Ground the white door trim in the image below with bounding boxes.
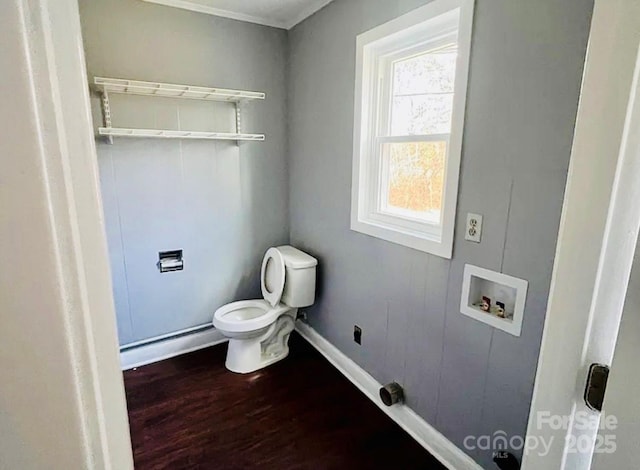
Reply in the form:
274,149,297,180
523,0,640,468
4,0,134,467
574,43,640,468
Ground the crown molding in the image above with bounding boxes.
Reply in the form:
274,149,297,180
142,0,288,29
141,0,335,30
282,0,334,29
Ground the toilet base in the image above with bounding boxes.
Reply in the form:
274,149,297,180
224,313,296,374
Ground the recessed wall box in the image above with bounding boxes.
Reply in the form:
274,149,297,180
460,264,528,336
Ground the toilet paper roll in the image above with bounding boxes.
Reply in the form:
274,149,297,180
158,258,183,272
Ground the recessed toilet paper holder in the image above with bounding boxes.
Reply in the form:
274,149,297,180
158,250,183,273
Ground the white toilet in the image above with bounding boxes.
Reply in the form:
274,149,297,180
213,245,318,373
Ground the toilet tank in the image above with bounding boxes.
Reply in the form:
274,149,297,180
277,245,317,308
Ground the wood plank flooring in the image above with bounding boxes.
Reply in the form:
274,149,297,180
124,332,445,469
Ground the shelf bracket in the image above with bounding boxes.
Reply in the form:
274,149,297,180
100,90,114,144
235,102,242,147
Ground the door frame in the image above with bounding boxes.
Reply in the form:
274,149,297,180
4,0,134,467
522,0,640,468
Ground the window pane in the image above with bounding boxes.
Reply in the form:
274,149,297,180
382,141,446,222
390,46,457,135
391,94,454,135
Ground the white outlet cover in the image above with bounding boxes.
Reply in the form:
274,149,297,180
465,213,483,243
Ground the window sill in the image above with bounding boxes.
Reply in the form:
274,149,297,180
350,217,453,258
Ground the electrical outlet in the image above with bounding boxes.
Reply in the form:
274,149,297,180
465,213,483,243
354,325,362,345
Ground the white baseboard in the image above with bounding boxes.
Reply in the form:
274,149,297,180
295,322,482,470
120,327,227,370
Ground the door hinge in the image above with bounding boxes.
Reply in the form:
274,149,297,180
584,363,610,412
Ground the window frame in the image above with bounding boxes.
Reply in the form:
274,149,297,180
351,0,475,258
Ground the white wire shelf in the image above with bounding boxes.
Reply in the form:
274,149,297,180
94,77,266,102
98,127,265,142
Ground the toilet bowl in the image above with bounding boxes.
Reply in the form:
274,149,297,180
213,245,317,373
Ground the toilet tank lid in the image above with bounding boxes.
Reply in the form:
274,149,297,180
276,245,318,269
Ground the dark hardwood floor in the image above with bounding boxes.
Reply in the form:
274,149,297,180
124,332,445,470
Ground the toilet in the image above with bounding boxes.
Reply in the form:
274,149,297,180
213,245,318,373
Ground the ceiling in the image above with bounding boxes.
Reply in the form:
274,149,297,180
141,0,335,29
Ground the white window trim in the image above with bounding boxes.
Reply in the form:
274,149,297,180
351,0,475,258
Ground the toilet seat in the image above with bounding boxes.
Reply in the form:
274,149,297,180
214,248,289,334
261,247,285,307
213,299,291,333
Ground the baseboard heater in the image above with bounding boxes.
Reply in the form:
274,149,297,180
120,323,214,351
120,323,227,371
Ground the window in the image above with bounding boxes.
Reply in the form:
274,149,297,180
351,0,474,258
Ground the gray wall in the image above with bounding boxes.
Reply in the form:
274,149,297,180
287,0,593,467
79,0,288,345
